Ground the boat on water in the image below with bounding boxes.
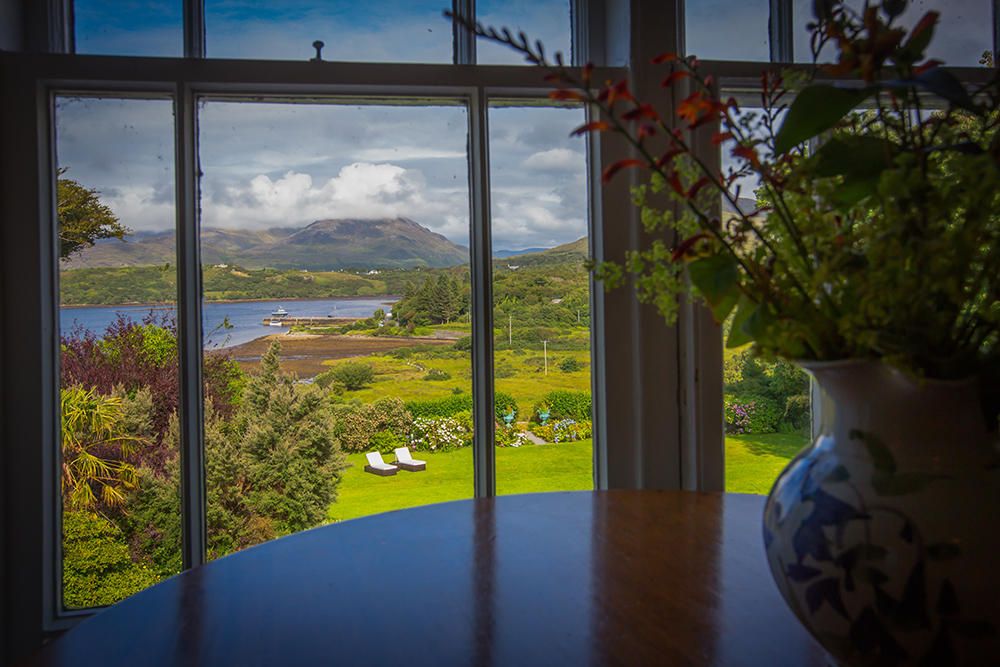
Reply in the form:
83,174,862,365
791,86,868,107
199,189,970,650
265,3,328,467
271,306,290,318
268,318,285,327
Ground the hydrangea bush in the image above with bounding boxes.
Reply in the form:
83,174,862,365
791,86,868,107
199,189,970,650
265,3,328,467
532,419,592,443
724,397,781,434
409,416,472,452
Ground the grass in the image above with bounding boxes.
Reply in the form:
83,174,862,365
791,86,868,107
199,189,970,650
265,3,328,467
724,432,810,495
328,432,813,523
324,348,592,408
327,439,594,522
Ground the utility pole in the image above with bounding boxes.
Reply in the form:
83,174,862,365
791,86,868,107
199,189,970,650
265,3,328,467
509,315,512,347
543,340,549,375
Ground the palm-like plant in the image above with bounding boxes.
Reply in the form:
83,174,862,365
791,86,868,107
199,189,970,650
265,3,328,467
61,386,141,509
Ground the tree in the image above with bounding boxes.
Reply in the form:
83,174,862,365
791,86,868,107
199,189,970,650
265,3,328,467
60,386,141,510
328,361,375,391
57,168,131,260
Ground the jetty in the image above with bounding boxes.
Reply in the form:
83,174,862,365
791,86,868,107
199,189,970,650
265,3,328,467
261,317,359,326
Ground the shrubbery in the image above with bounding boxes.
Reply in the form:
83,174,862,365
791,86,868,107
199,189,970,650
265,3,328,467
495,425,530,447
332,397,412,453
724,349,809,434
410,416,472,452
724,397,782,435
532,419,592,443
326,361,375,390
405,391,519,423
62,511,162,608
531,390,591,423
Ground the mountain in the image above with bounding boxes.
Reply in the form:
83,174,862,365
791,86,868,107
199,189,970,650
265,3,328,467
493,237,589,270
492,247,548,258
239,217,468,270
61,218,468,271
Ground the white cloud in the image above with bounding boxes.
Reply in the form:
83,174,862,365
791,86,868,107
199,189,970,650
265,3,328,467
201,163,463,232
520,148,584,172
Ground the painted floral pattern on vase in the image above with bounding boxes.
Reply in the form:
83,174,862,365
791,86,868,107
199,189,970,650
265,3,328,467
763,361,1000,666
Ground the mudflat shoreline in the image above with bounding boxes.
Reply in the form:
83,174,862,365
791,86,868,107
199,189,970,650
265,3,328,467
215,330,462,379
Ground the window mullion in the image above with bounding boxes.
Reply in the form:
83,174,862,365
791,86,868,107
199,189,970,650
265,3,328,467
184,0,206,58
468,86,495,498
769,0,793,63
175,83,207,569
453,0,476,65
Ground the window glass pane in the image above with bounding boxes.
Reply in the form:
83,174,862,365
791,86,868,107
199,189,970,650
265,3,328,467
488,104,593,493
717,106,811,493
56,96,180,608
197,100,472,549
74,0,183,57
476,0,572,65
205,0,452,62
686,0,770,62
794,0,992,66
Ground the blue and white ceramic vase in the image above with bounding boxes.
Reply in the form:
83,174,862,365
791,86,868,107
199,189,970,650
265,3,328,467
763,360,1000,666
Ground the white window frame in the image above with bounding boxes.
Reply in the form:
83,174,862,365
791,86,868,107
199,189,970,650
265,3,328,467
0,0,869,660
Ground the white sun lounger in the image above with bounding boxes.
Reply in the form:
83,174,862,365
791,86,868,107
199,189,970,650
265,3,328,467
393,447,426,472
364,451,398,476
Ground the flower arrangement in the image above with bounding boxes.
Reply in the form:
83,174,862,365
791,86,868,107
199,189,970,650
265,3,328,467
452,1,1000,426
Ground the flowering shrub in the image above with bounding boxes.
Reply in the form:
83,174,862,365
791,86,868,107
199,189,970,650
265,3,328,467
724,397,781,435
495,425,530,447
332,397,412,453
532,419,591,443
409,416,472,452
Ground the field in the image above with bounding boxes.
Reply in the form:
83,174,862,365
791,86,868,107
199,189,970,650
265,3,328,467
231,325,810,522
329,440,594,521
328,432,811,523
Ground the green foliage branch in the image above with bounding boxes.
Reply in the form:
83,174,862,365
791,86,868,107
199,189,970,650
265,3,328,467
454,2,1000,427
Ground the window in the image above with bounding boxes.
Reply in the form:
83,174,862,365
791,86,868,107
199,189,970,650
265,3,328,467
2,0,730,660
689,1,997,494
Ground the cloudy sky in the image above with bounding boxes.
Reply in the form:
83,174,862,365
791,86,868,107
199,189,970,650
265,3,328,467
687,0,991,66
55,95,588,252
58,1,993,253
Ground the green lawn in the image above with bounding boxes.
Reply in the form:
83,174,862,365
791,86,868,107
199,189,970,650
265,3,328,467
325,348,593,408
724,432,810,495
328,439,594,522
327,432,812,522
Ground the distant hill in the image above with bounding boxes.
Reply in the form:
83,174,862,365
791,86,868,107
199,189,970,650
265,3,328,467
62,217,468,271
493,247,548,258
493,237,589,270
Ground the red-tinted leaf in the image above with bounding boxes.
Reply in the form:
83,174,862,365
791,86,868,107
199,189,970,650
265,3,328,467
651,52,679,64
601,158,646,183
732,145,760,167
711,132,734,146
607,79,634,105
550,89,584,101
688,113,718,131
582,63,594,86
637,123,657,139
686,176,712,198
660,71,692,88
670,232,711,262
665,172,685,195
622,103,661,122
571,121,610,136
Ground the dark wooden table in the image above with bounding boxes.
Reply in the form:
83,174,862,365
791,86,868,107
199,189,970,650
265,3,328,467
24,491,831,666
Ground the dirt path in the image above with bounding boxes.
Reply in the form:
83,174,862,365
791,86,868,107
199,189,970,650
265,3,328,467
214,333,457,378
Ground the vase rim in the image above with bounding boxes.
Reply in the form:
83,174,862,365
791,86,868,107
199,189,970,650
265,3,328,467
794,358,978,387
